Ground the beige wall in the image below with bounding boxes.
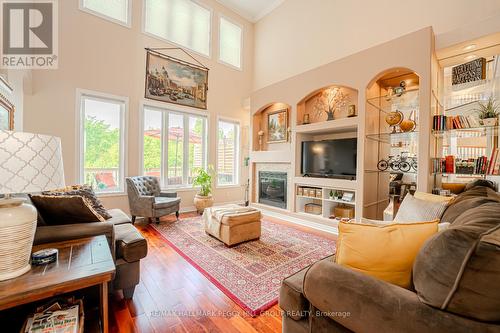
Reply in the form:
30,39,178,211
23,0,254,213
253,0,500,90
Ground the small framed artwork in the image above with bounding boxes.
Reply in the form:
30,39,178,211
0,95,14,131
267,109,288,143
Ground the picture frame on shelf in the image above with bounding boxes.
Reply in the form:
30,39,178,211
267,108,288,143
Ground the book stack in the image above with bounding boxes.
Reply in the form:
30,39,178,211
431,155,499,175
432,115,480,131
487,148,500,175
23,297,83,333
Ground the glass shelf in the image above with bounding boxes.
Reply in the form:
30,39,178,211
365,169,417,174
366,89,419,114
366,131,418,144
432,125,499,137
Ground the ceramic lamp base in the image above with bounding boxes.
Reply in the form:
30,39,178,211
0,198,37,281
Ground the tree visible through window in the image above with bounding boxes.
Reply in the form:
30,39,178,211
143,107,207,187
217,120,239,186
80,94,126,193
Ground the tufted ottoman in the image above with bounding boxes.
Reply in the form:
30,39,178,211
203,204,262,246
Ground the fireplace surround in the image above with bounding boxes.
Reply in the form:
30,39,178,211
259,171,287,209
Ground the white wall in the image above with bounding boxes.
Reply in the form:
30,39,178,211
253,0,500,90
23,0,254,213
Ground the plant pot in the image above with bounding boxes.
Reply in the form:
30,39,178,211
194,194,213,214
481,118,498,126
266,185,281,198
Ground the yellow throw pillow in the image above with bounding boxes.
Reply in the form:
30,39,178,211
335,220,439,288
414,191,454,205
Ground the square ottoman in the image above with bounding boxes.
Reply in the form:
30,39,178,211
204,204,262,246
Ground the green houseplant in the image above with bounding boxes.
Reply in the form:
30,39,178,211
476,96,500,126
193,165,214,214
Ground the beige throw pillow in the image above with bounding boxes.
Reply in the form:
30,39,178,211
394,194,448,222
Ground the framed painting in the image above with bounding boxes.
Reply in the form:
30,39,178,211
145,50,209,110
267,109,288,143
0,95,14,131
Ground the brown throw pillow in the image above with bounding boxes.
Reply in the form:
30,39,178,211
43,185,112,220
413,202,500,322
30,195,105,225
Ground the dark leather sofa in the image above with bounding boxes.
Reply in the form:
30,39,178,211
279,184,500,333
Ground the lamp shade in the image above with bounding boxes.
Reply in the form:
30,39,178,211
0,131,65,194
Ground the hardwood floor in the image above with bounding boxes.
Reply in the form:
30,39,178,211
109,212,289,333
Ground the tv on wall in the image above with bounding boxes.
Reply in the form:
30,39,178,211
301,138,357,179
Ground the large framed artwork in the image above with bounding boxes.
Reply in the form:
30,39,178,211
0,95,14,130
145,50,209,109
267,109,288,143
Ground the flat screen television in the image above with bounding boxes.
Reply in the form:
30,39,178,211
301,138,357,179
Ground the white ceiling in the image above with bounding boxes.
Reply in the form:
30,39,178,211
216,0,285,22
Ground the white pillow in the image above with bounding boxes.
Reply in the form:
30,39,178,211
394,194,448,222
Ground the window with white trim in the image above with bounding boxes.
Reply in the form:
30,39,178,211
144,0,211,57
219,17,242,69
142,106,208,188
217,119,239,186
78,91,127,194
80,0,131,26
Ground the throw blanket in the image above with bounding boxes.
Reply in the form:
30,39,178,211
205,205,256,236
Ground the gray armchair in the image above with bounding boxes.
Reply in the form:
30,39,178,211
126,176,181,224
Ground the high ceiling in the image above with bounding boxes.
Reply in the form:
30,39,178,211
216,0,284,22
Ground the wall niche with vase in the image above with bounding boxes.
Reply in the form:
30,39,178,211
296,85,358,126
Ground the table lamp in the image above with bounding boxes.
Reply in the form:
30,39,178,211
0,131,65,280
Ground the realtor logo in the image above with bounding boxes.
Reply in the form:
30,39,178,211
1,0,58,69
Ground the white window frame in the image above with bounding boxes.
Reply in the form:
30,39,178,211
141,0,213,59
76,89,128,196
139,101,209,190
216,116,240,187
217,14,243,71
79,0,132,28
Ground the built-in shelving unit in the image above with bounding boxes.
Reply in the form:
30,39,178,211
295,185,356,222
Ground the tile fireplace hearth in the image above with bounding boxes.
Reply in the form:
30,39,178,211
259,171,287,209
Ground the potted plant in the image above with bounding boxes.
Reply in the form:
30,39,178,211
193,165,214,214
329,189,334,200
476,96,500,126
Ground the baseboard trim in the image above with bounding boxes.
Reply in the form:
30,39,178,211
251,204,339,236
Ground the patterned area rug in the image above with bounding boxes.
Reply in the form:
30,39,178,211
150,215,336,316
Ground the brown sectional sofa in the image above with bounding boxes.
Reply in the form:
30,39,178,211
33,207,148,299
279,184,500,333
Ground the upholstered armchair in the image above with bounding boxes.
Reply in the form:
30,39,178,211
126,176,181,224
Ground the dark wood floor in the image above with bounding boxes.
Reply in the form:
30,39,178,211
109,212,286,333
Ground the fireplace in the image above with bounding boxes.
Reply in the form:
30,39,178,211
259,171,287,209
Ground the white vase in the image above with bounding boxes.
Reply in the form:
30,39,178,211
482,118,498,126
0,198,37,281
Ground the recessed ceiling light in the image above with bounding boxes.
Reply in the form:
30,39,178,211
463,44,476,51
464,54,477,61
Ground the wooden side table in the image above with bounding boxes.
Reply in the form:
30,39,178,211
0,235,115,333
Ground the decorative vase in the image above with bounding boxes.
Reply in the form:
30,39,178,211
482,118,498,126
194,194,213,214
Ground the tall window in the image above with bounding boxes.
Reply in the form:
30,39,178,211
78,90,127,194
219,17,242,69
217,119,239,186
144,0,211,56
80,0,131,26
142,106,207,188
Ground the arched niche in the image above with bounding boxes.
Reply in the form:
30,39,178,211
363,67,420,220
252,102,291,151
296,84,358,126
